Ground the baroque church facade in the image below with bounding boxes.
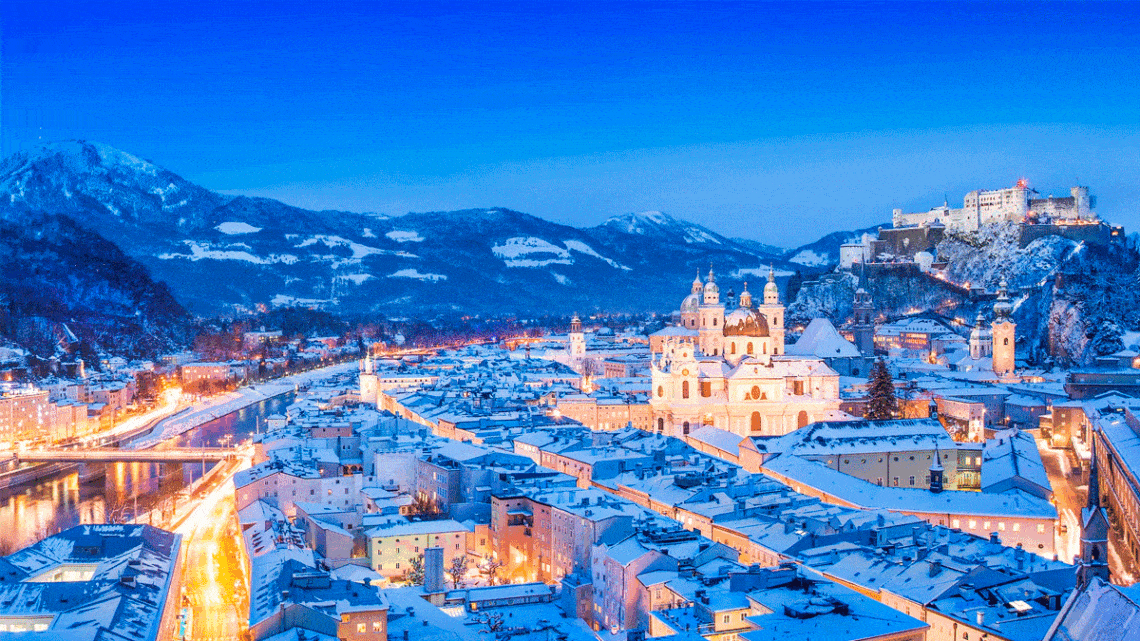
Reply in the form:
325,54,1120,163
650,268,841,439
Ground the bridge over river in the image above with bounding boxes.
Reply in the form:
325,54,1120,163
13,447,239,463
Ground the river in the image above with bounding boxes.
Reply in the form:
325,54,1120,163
0,391,294,552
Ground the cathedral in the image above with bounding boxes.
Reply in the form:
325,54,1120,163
650,268,841,439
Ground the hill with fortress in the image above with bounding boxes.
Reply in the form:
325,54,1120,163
788,181,1139,368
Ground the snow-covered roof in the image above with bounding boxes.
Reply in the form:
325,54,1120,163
786,318,862,359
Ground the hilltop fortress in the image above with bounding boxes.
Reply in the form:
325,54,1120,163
891,179,1096,232
839,180,1121,270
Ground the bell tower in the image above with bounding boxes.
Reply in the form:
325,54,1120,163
1078,439,1111,587
992,279,1016,376
698,267,725,357
756,267,785,354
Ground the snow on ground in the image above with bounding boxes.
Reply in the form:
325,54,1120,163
682,227,722,245
296,235,392,259
92,142,159,176
789,249,830,266
216,222,262,235
492,237,574,268
562,240,631,270
271,294,332,308
388,268,446,282
158,241,298,265
732,267,795,280
385,230,424,243
132,362,358,447
342,273,373,285
552,272,571,285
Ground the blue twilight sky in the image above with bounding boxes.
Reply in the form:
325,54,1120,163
3,1,1139,245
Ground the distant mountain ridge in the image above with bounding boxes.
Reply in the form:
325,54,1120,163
0,141,839,317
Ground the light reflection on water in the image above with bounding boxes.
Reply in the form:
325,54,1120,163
0,392,293,551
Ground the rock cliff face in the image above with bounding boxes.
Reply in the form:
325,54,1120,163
789,222,1140,366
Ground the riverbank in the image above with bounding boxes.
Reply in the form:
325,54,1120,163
130,361,358,448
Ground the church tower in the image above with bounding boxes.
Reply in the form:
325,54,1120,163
852,286,875,357
1078,439,1111,587
569,313,586,368
992,279,1016,376
698,267,725,357
969,312,993,360
756,267,785,354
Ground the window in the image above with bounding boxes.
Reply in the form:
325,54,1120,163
952,519,960,528
998,522,1006,531
909,476,915,486
969,520,977,529
657,385,664,397
723,614,731,624
373,622,383,633
357,623,367,634
1013,523,1021,532
893,477,899,486
1037,523,1045,533
682,381,690,399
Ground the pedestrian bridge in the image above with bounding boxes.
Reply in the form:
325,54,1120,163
15,447,238,463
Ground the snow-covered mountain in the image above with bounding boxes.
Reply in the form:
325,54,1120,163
0,142,816,316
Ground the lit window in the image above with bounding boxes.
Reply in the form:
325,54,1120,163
357,623,366,634
1037,524,1045,534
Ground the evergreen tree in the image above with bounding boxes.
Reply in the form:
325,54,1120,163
402,553,425,585
866,358,897,420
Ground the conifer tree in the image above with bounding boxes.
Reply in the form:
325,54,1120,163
866,358,897,420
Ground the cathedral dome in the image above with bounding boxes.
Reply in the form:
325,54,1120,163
724,308,770,337
681,293,701,313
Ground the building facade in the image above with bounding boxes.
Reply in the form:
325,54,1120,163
650,269,841,438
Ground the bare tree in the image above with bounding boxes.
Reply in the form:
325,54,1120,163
447,555,469,589
478,555,505,586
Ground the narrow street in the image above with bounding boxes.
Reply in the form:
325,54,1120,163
174,458,250,641
1036,440,1082,564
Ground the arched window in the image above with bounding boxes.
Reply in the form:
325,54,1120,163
682,421,690,435
750,412,762,433
763,343,768,354
657,418,665,432
797,411,809,428
713,348,718,355
1004,338,1009,346
775,316,780,327
751,385,761,399
731,343,736,354
713,317,718,327
657,385,664,398
682,381,690,399
747,342,754,354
